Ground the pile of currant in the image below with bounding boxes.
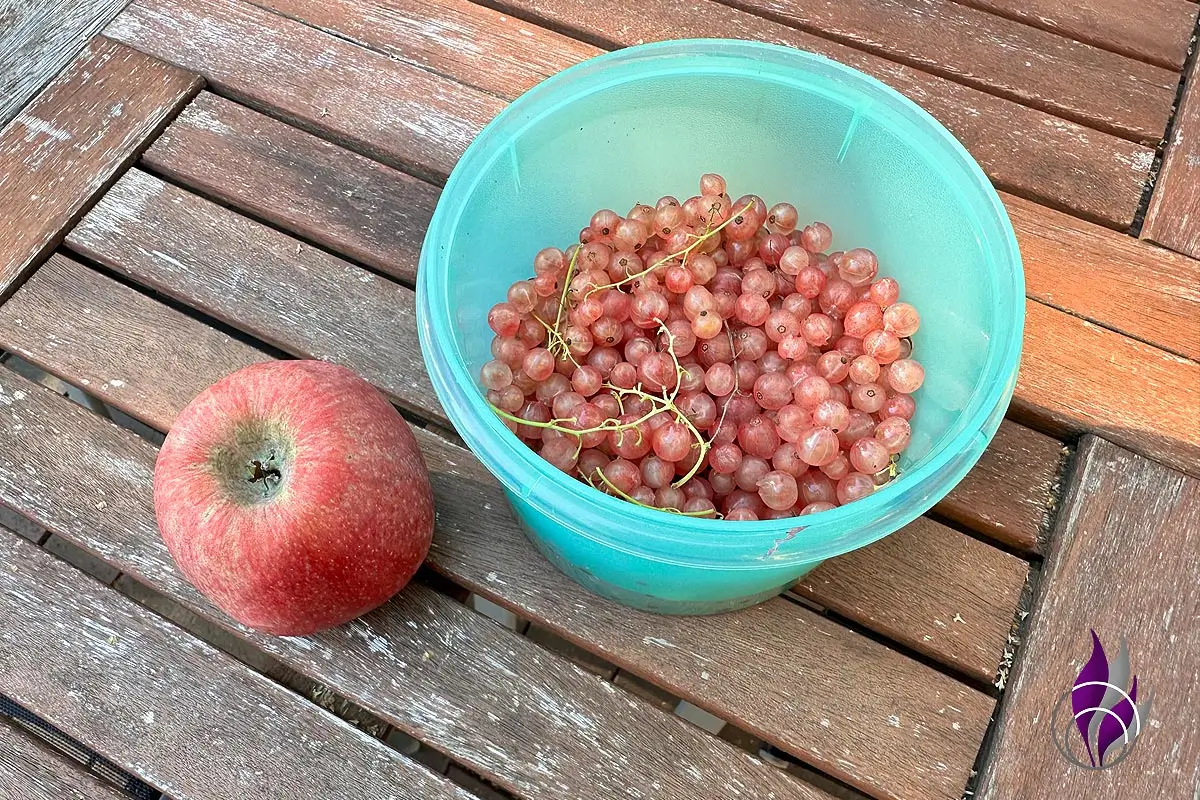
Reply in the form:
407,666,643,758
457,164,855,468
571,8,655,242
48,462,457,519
480,173,923,521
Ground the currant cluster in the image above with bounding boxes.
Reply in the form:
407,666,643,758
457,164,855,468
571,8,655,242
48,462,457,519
480,173,923,521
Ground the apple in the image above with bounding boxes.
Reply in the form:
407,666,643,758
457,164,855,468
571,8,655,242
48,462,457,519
154,360,434,636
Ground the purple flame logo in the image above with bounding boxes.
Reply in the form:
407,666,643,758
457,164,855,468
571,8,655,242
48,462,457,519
1050,631,1153,770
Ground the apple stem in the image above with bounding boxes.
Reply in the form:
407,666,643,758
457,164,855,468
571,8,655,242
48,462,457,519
247,456,282,497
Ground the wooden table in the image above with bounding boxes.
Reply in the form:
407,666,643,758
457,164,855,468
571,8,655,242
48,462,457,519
0,2,1197,799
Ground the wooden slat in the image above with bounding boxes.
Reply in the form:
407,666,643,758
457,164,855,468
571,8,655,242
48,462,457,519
0,0,130,126
104,0,504,182
797,518,1029,683
105,0,1154,228
449,0,1153,227
0,35,200,300
935,422,1062,555
258,0,601,99
141,92,437,284
0,717,128,800
1006,191,1200,360
978,437,1200,798
1015,300,1200,478
0,530,473,800
725,0,1177,142
953,0,1197,70
65,169,445,425
0,257,994,800
1143,56,1200,259
142,94,1061,555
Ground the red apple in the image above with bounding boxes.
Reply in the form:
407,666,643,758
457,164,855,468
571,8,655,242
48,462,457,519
154,360,434,635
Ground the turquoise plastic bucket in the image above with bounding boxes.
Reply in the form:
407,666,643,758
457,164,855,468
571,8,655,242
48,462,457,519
417,40,1024,614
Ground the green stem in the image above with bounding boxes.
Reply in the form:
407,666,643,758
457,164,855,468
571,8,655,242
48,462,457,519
591,466,719,518
586,201,754,299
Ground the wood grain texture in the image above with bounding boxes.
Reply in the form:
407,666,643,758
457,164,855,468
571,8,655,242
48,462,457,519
977,437,1200,798
0,0,131,126
0,35,200,300
0,530,473,800
104,0,504,182
141,92,437,284
0,259,993,800
0,256,273,427
934,421,1062,554
1005,191,1200,360
257,0,600,99
0,716,128,800
951,0,1198,69
1143,55,1200,259
797,517,1029,683
65,169,445,424
721,0,1177,142
1015,300,1200,478
0,372,828,800
107,0,1154,227
479,0,1154,227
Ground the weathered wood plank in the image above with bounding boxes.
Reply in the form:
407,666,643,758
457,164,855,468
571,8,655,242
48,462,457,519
0,716,128,800
258,0,600,99
725,0,1177,142
65,169,445,425
936,422,1062,555
141,92,437,283
0,35,201,300
0,370,830,800
467,0,1154,227
0,258,994,800
952,0,1197,70
104,0,504,182
0,0,131,126
108,0,1153,227
977,437,1200,798
797,517,1029,683
0,529,473,800
1006,191,1200,360
1015,300,1200,478
0,255,273,427
1143,56,1200,259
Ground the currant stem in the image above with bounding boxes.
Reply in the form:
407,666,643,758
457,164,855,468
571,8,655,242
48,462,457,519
586,201,754,299
588,465,719,518
554,244,583,347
